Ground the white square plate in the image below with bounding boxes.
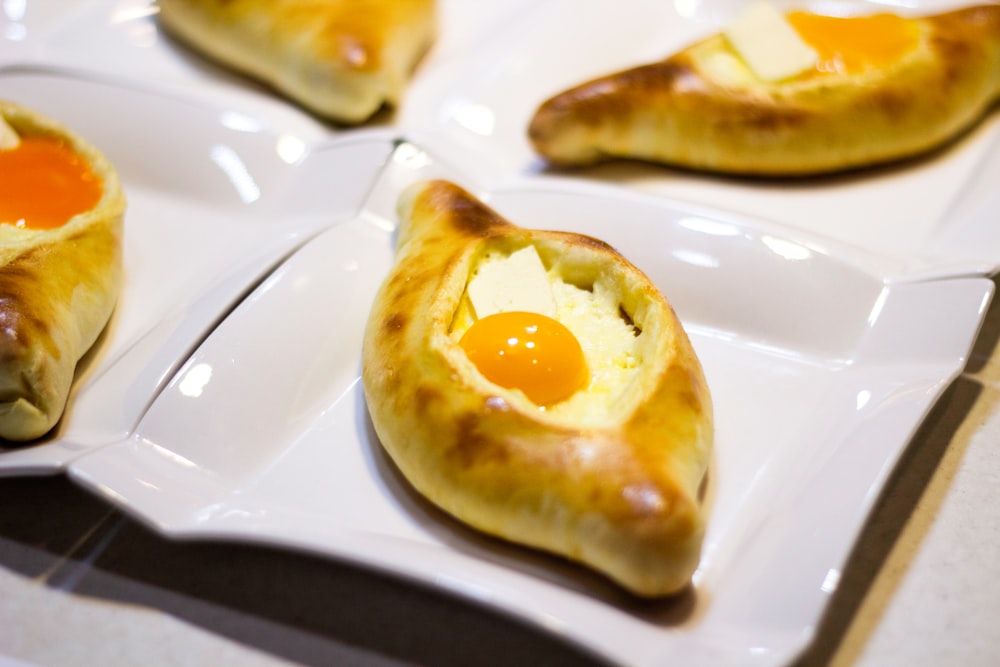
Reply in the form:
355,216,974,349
45,132,998,664
0,68,397,471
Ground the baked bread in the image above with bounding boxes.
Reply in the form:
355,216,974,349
0,101,125,442
528,4,1000,176
362,179,713,596
157,0,436,124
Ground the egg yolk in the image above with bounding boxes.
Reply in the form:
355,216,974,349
459,311,588,406
0,135,102,230
788,12,920,75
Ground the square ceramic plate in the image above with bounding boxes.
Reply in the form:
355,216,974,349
1,2,998,665
23,119,991,665
2,0,540,138
0,67,398,471
400,0,1000,273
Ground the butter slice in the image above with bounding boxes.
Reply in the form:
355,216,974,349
467,245,556,319
0,116,19,150
724,3,817,81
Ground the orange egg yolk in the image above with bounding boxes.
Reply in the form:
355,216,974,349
459,311,589,406
0,135,102,230
788,12,920,75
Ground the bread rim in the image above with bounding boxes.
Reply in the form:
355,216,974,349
362,179,713,597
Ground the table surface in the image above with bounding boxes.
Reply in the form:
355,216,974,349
3,276,999,667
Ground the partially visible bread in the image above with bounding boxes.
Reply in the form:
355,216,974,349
158,0,436,124
362,180,713,596
528,5,1000,176
0,101,125,442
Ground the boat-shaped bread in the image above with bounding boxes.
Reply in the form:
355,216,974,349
362,179,712,596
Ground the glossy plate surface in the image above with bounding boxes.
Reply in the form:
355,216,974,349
0,68,397,471
4,0,539,139
10,0,999,274
63,142,994,666
401,0,1000,274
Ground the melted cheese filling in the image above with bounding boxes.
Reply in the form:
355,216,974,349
452,248,641,421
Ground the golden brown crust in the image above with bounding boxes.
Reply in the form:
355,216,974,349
362,180,712,596
528,5,1000,176
157,0,436,124
0,101,124,442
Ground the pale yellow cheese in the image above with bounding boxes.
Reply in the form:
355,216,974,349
546,278,640,424
467,245,556,318
724,2,817,81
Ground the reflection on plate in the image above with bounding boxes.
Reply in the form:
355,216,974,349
58,140,993,666
0,67,396,471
